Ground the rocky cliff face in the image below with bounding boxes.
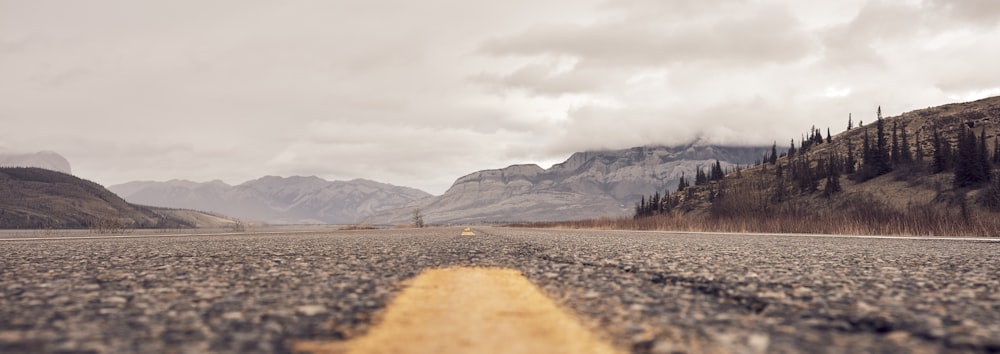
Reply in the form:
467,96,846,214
109,176,432,225
365,144,769,225
0,151,72,174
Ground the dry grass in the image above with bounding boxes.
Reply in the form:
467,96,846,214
339,224,379,231
514,204,1000,237
515,171,1000,237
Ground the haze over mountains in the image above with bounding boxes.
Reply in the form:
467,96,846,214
104,144,767,225
0,151,72,175
109,177,431,225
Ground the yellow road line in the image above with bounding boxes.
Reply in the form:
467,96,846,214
460,227,475,236
294,267,621,354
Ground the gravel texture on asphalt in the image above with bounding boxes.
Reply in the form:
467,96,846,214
1,227,998,353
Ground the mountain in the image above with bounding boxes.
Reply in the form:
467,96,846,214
644,95,1000,235
0,151,72,174
109,176,432,224
364,144,770,225
0,167,227,229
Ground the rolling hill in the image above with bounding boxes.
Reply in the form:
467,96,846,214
630,95,1000,236
0,167,230,229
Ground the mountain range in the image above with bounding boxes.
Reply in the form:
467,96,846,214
109,177,432,225
364,144,769,224
106,144,767,225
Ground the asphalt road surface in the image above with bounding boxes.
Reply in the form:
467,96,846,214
1,227,998,353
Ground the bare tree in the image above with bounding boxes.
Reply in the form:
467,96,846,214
412,209,425,228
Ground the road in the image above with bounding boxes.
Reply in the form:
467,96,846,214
1,227,998,353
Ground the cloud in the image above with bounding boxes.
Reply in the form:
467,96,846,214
2,0,1000,194
471,58,618,97
479,4,814,68
263,120,551,193
927,0,1000,27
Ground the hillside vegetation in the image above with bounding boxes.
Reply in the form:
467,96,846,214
0,167,229,230
533,96,1000,237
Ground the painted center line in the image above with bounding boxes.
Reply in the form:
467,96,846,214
294,267,620,354
461,227,476,236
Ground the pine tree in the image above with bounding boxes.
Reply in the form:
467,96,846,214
711,160,724,181
874,106,891,174
994,136,1000,165
891,121,900,165
772,163,788,203
845,138,857,174
900,125,912,164
979,129,992,182
823,154,842,197
695,167,708,186
788,139,797,159
861,129,872,173
812,127,824,145
826,127,833,143
676,174,688,192
954,125,989,187
769,142,778,164
847,113,853,130
932,128,948,173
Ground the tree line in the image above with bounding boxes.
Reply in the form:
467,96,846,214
635,107,1000,218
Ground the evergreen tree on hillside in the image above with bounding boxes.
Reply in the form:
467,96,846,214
994,136,1000,165
827,128,833,143
769,142,778,165
854,108,893,181
695,167,708,186
862,129,872,172
676,173,689,192
954,125,989,187
823,154,842,197
772,163,788,203
932,128,949,173
711,160,724,181
900,125,913,164
873,106,892,174
788,139,797,159
891,121,900,165
847,113,853,130
846,138,857,174
812,126,824,145
979,129,992,182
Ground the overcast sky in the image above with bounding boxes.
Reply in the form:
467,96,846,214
3,0,999,194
